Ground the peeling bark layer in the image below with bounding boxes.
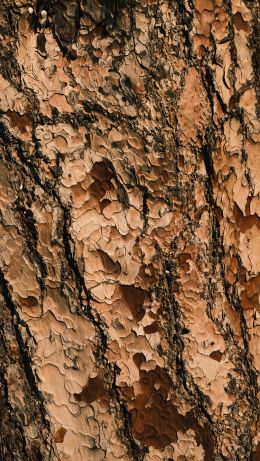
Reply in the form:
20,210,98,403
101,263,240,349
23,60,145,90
0,0,259,460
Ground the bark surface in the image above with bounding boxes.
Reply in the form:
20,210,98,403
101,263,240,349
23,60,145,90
0,0,259,460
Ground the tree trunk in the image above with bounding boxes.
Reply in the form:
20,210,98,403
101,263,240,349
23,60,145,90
0,1,259,460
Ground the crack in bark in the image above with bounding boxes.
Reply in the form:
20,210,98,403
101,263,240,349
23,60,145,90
14,204,48,292
161,256,216,461
58,200,147,459
200,68,259,458
0,270,42,400
0,109,144,461
112,364,148,461
0,269,53,461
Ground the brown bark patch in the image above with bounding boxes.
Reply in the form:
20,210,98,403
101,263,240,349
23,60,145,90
120,285,146,321
233,13,251,33
123,361,214,458
5,110,31,133
97,249,121,275
233,203,260,232
209,350,223,362
22,296,38,307
253,442,260,460
54,427,67,443
240,274,260,311
74,371,108,404
144,321,159,334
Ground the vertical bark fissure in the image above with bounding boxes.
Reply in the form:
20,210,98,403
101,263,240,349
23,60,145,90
57,204,147,460
200,63,259,456
0,366,30,461
112,364,148,461
161,254,216,461
176,0,193,59
248,9,260,117
1,127,145,459
0,270,53,460
1,99,146,461
0,270,43,402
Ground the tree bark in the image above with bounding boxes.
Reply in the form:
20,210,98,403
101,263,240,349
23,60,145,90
0,0,259,460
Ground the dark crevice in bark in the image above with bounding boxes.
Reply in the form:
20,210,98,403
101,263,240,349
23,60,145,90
0,112,142,461
58,201,147,459
249,12,260,117
176,0,193,60
0,343,28,461
102,158,130,209
0,124,48,294
112,364,148,461
83,99,137,122
161,257,216,461
182,14,260,450
196,158,257,457
50,107,95,128
14,204,48,291
0,120,51,193
222,271,259,398
0,270,42,401
200,83,259,458
129,0,136,37
122,163,150,232
0,365,30,461
0,271,52,461
59,204,109,350
0,4,22,91
203,65,228,115
141,186,149,234
226,0,240,91
31,124,50,165
100,0,122,29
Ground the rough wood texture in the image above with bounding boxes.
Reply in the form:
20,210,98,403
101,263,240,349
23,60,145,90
0,0,259,460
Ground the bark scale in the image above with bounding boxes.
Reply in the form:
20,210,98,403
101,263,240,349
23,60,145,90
0,0,259,460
